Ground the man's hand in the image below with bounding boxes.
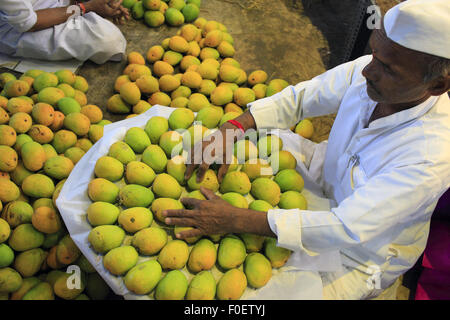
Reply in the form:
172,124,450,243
85,0,130,24
184,110,257,184
162,187,276,240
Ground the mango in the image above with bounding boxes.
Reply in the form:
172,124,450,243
8,223,44,252
168,108,194,130
142,145,168,173
152,173,182,199
171,85,191,100
52,130,77,154
44,156,74,180
244,252,272,288
37,87,65,106
144,10,165,27
166,155,187,185
73,75,88,93
199,47,219,60
242,158,273,181
118,207,153,233
146,45,165,63
278,191,307,210
250,177,281,206
153,60,174,78
180,23,200,41
198,79,216,96
103,245,138,276
187,40,201,56
182,3,199,22
124,260,162,295
75,137,93,152
49,111,65,131
210,86,233,106
85,272,110,300
219,64,240,83
0,218,11,244
63,112,91,136
123,64,152,82
13,248,46,277
216,268,247,300
107,141,136,165
0,179,20,203
187,238,217,273
31,206,62,234
274,169,304,193
217,41,235,58
252,83,267,99
22,174,55,198
248,70,268,86
87,178,119,203
57,97,81,115
125,161,155,187
120,82,141,106
53,272,85,300
86,202,120,227
0,243,14,267
185,270,216,300
159,130,183,157
9,276,40,300
57,83,75,98
220,171,251,195
180,56,201,72
56,235,80,265
149,91,171,106
132,227,167,255
133,100,151,114
151,197,183,223
64,147,85,164
295,118,314,139
265,78,289,97
33,72,58,92
22,281,54,300
257,134,283,158
0,125,17,146
196,107,223,130
13,134,32,154
127,51,145,65
6,97,33,115
164,7,184,27
88,225,125,254
144,116,169,144
182,124,207,150
234,139,258,163
54,70,76,86
0,107,9,125
264,237,291,268
155,269,188,300
217,235,246,270
27,124,54,144
0,145,18,172
106,94,131,114
94,156,124,182
187,92,210,112
158,239,189,270
9,112,32,134
233,87,255,107
2,201,33,228
221,192,248,209
0,267,23,293
0,73,17,87
114,74,131,93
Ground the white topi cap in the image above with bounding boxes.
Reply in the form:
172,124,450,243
383,0,450,59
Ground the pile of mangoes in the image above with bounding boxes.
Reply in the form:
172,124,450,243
85,105,309,299
125,0,201,28
0,70,113,300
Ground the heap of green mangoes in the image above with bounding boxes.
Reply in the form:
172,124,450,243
124,0,201,28
0,70,114,300
86,107,309,299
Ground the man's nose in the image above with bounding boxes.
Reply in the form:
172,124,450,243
362,58,378,82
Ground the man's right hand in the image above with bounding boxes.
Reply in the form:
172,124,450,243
85,0,129,23
184,110,257,184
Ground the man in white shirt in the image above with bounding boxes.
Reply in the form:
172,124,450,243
162,0,450,299
0,0,128,64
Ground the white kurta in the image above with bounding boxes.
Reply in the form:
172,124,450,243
0,0,126,64
249,54,450,298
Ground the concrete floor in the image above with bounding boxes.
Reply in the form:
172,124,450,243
77,0,353,122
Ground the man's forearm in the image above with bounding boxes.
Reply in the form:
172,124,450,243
28,7,73,32
231,207,276,238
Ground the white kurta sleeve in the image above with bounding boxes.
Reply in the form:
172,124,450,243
267,163,444,255
0,0,37,32
248,56,369,130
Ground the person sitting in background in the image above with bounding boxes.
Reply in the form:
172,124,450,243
0,0,129,64
163,0,450,299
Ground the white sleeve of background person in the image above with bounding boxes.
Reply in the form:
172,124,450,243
0,0,37,32
267,162,445,255
248,57,365,130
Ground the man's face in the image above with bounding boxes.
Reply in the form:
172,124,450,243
361,26,432,105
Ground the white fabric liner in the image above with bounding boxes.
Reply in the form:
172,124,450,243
56,105,341,300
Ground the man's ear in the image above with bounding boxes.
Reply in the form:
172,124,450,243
427,76,450,96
